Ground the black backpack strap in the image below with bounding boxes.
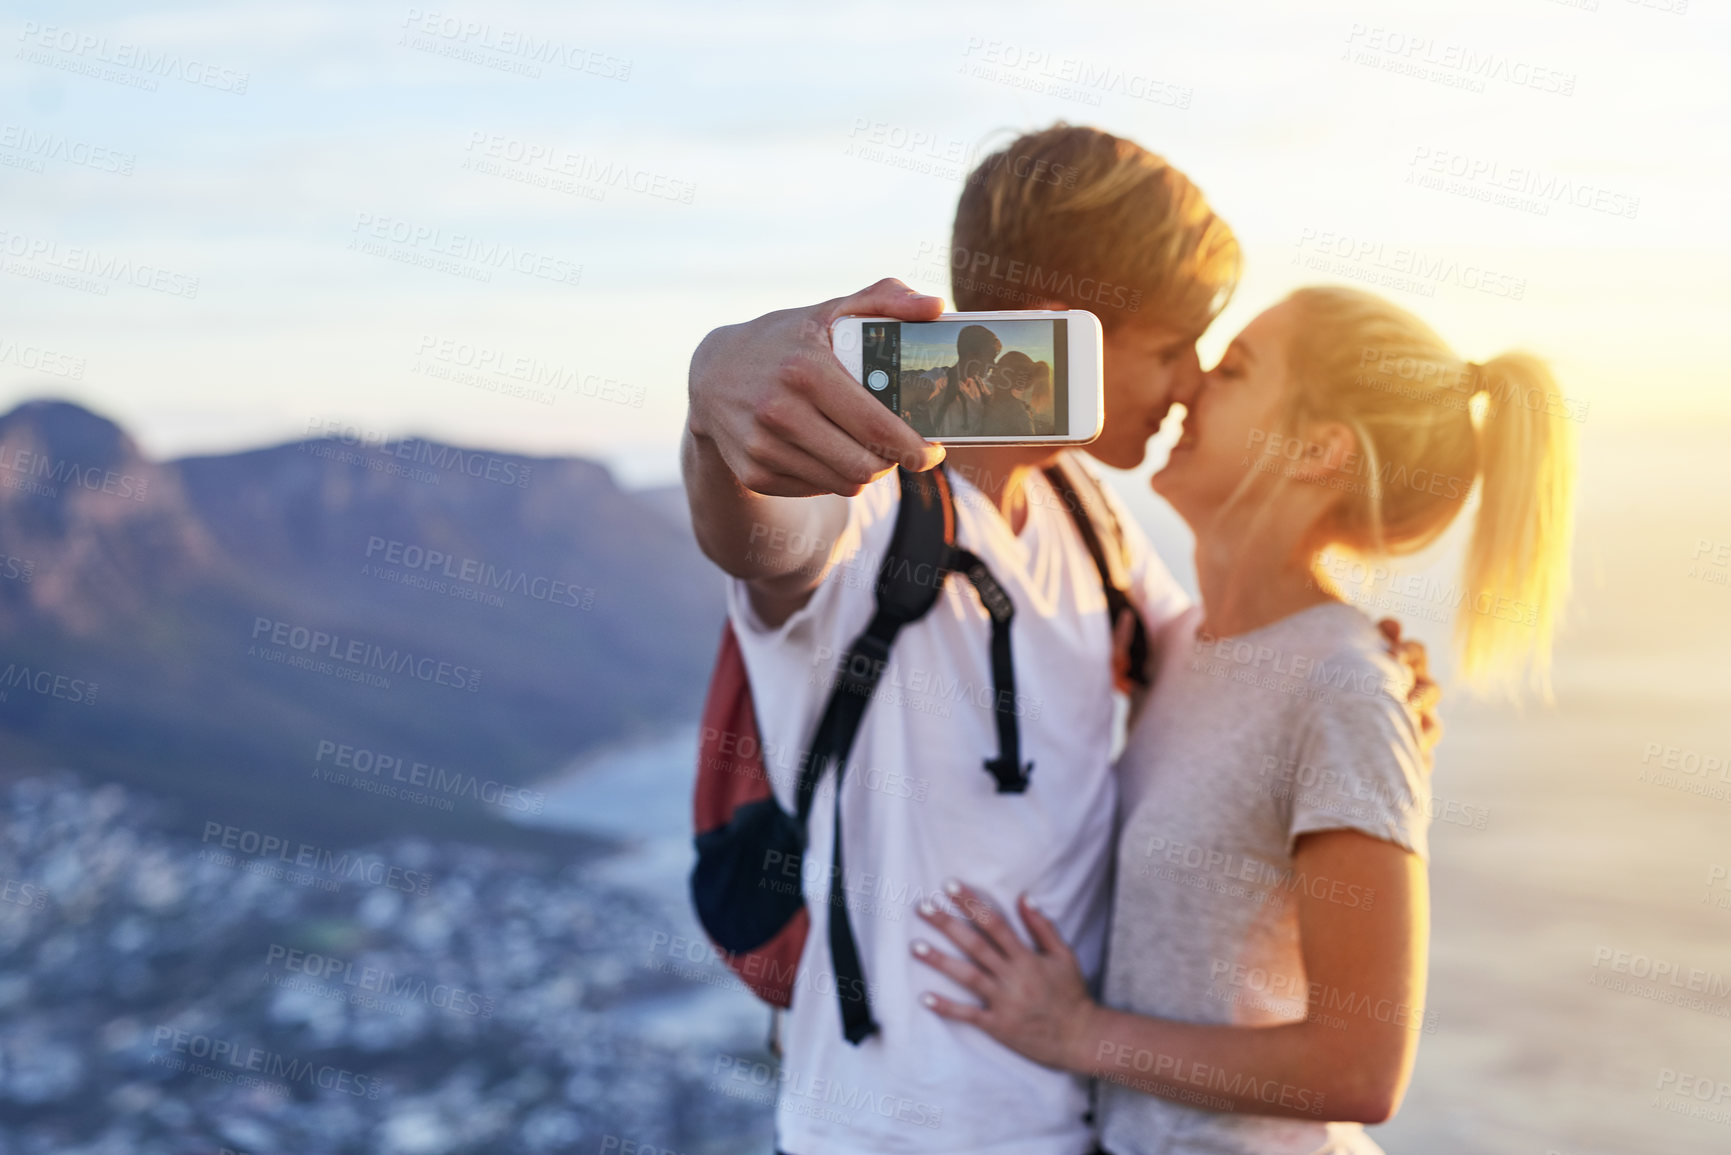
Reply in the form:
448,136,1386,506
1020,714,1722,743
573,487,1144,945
795,466,1031,1045
794,467,954,826
795,466,957,1045
950,547,1031,794
1042,459,1150,689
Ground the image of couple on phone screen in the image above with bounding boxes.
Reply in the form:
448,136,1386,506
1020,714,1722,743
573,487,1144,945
901,321,1057,439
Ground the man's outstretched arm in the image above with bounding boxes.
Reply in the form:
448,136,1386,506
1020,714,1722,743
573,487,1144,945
683,278,947,627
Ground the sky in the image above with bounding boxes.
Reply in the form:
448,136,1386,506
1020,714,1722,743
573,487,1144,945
2,0,1728,486
898,320,1055,373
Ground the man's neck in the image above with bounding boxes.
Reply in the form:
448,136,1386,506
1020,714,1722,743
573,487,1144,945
941,446,1062,536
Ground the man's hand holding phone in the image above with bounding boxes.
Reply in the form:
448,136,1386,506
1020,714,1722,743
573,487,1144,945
687,277,948,498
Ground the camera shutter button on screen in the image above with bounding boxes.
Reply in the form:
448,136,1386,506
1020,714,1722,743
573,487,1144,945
866,369,889,392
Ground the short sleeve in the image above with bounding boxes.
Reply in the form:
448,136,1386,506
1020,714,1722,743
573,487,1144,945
1284,658,1433,861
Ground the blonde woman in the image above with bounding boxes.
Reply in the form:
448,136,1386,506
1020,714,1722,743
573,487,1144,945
911,286,1575,1154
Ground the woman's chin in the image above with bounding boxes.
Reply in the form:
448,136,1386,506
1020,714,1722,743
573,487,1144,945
1151,446,1190,494
1151,455,1212,526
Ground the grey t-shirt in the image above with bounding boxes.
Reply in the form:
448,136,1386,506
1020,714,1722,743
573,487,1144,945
1099,602,1431,1155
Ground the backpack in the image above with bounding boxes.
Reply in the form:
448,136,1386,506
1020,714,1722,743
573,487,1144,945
689,457,1148,1045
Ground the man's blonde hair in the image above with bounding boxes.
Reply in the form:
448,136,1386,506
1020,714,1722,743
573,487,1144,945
950,124,1240,334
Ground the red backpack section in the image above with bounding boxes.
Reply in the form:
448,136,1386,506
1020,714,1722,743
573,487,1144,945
692,623,808,1008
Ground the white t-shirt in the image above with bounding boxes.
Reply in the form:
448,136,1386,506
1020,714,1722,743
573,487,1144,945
1100,602,1431,1155
726,457,1189,1155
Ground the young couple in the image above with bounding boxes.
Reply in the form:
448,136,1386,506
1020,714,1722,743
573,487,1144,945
682,124,1574,1155
907,324,1052,438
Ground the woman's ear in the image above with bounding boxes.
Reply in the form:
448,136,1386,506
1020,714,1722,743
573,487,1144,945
1286,419,1359,485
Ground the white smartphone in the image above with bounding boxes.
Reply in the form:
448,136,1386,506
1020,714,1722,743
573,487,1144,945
830,309,1103,445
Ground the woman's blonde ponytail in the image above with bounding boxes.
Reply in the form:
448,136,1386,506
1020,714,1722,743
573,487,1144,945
1460,354,1577,697
1281,287,1577,700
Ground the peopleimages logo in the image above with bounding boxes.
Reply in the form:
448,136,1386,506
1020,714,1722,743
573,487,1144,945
1342,24,1576,97
248,617,483,693
812,642,1043,722
0,122,136,175
1638,741,1731,803
262,944,494,1017
0,662,98,706
300,419,533,489
16,22,251,94
1589,945,1731,1006
0,227,200,298
199,821,433,895
1140,835,1377,910
713,1054,945,1129
1094,1042,1326,1116
0,334,86,379
398,8,632,81
1293,227,1526,301
1246,427,1474,503
1190,630,1406,700
313,739,546,814
925,241,1142,314
1407,146,1639,220
1207,959,1440,1034
0,442,150,501
645,931,889,1009
2,876,49,910
150,1027,387,1098
413,336,646,407
349,212,581,287
363,536,595,611
462,132,694,204
959,38,1193,109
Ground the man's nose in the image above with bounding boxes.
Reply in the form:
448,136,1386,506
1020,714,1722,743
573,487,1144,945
1171,348,1205,407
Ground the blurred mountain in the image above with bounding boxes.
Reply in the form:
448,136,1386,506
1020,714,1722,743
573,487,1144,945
0,399,723,847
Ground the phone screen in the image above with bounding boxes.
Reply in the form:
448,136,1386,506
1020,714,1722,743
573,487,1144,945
861,319,1068,438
